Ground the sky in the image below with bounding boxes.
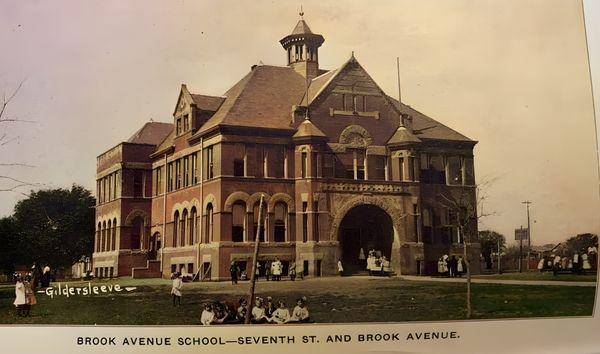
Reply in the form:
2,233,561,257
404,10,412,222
0,0,599,246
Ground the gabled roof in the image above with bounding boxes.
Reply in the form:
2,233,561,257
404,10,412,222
387,126,422,146
190,94,225,112
292,19,313,35
127,122,173,145
193,65,307,135
386,96,475,142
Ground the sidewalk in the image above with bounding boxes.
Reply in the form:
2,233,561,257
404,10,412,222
400,275,597,287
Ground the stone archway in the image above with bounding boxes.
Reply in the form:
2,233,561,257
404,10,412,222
338,204,394,274
329,195,406,274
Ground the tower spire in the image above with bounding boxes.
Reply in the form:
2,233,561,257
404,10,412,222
299,5,304,18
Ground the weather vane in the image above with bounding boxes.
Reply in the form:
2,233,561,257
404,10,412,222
299,5,304,18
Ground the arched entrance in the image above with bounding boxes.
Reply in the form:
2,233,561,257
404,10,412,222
339,204,394,274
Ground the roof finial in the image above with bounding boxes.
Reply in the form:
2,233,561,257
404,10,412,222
299,5,304,18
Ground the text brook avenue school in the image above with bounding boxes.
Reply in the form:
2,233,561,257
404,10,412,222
93,15,481,280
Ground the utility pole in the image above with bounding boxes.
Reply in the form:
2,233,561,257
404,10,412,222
518,225,523,273
522,200,532,271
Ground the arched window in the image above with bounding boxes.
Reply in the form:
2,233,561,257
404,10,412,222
130,217,144,250
102,221,107,252
96,222,101,252
173,211,179,247
273,202,287,242
181,209,188,247
232,201,246,242
205,204,213,243
112,218,117,250
107,220,112,251
190,207,197,245
253,202,265,242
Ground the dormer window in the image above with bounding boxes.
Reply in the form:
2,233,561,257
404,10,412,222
183,114,189,132
176,118,182,135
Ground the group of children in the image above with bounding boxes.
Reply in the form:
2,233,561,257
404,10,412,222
437,254,466,277
200,296,311,325
538,246,598,274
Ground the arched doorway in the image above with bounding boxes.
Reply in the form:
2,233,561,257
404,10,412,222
339,204,394,274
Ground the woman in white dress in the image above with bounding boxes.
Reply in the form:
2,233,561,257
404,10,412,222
14,276,26,317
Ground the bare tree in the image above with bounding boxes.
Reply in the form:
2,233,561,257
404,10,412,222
0,80,37,195
437,177,496,319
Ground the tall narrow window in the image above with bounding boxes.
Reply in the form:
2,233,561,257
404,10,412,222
183,114,189,132
313,201,319,242
107,220,112,251
190,154,196,185
205,204,213,243
399,157,405,181
190,207,197,244
206,146,214,179
183,156,189,187
167,162,174,192
175,160,181,189
356,150,365,180
112,218,117,250
176,118,182,135
173,211,179,247
301,152,308,178
323,154,334,178
273,202,287,242
232,202,245,242
96,222,101,252
181,209,188,247
302,202,308,243
407,156,415,181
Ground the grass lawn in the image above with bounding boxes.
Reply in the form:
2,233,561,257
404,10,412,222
473,272,598,282
0,276,595,325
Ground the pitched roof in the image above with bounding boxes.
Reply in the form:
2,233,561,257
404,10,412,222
293,119,326,139
387,126,422,146
190,94,225,112
292,19,313,35
127,122,173,145
194,65,307,135
387,96,474,142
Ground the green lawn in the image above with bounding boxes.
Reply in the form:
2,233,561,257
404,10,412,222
473,272,598,282
0,276,595,325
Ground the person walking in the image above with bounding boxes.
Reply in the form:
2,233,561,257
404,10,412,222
171,272,183,306
230,261,240,285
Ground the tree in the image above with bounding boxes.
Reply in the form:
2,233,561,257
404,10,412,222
564,233,598,254
478,230,506,270
11,185,95,270
1,80,37,194
0,216,22,275
437,178,496,319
